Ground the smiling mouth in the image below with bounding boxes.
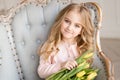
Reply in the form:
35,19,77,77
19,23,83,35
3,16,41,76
65,29,73,34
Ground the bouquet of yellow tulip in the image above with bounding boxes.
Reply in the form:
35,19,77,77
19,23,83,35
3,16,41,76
46,50,99,80
75,68,99,80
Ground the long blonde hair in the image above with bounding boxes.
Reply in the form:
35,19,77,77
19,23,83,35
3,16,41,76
39,3,94,59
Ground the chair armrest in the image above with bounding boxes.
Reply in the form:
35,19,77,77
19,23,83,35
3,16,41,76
99,51,115,80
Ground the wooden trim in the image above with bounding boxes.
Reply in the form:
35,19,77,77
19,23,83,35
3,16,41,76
99,51,115,80
87,2,115,80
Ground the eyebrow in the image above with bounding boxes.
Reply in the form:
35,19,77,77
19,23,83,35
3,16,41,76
64,17,70,20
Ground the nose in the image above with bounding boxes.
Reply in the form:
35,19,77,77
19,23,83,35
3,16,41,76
67,24,73,31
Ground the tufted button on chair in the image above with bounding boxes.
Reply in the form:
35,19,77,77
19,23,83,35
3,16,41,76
0,0,114,80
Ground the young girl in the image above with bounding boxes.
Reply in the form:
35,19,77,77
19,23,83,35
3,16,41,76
37,3,94,79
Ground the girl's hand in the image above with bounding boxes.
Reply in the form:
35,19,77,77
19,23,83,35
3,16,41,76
61,59,78,70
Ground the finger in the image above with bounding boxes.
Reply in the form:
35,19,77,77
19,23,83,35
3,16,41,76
70,60,77,68
73,60,78,66
65,62,74,70
69,64,74,70
69,62,75,68
66,66,71,70
64,62,71,70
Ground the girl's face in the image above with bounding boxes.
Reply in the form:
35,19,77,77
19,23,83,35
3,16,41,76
61,10,83,41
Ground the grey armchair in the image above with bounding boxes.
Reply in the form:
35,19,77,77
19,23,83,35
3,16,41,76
0,0,114,80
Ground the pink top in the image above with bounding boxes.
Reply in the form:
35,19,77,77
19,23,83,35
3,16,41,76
37,42,79,79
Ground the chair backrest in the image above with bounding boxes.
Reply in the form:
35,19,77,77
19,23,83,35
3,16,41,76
0,0,114,80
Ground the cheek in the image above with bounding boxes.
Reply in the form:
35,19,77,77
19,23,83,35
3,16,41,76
61,22,64,29
60,24,65,34
61,21,69,27
75,28,82,35
60,24,64,32
61,22,67,30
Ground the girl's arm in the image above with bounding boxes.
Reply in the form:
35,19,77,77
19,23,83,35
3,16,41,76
37,54,61,79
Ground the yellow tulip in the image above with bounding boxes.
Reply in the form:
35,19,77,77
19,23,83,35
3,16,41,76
86,72,97,80
83,52,94,59
77,61,86,68
84,63,90,68
76,71,86,78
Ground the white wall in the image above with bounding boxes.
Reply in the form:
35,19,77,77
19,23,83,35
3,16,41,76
0,0,120,39
100,0,120,39
0,0,20,10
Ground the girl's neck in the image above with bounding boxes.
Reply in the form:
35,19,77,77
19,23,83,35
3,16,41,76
62,38,76,46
